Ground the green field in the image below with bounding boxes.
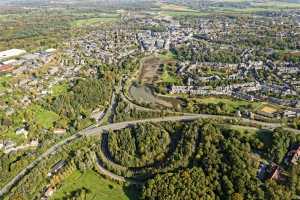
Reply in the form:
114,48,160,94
255,1,300,9
210,1,300,14
196,97,262,112
51,170,134,200
160,11,209,17
219,124,260,135
0,76,11,92
51,82,69,97
160,3,197,12
29,105,59,129
158,52,176,60
158,2,208,17
0,129,25,144
161,70,179,84
71,16,120,27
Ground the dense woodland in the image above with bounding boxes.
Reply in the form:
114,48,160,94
112,95,174,123
3,117,300,199
43,78,112,131
108,123,170,167
140,122,300,200
172,43,241,64
94,120,300,199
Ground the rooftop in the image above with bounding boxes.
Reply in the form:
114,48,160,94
0,49,26,61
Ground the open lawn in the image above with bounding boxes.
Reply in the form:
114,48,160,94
0,76,11,92
219,124,273,150
51,82,69,97
29,105,59,129
51,170,134,200
196,97,262,112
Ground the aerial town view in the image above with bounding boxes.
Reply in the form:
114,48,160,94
0,0,300,199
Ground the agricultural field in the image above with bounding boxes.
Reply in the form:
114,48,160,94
210,1,300,14
160,11,209,17
160,3,197,12
254,1,300,9
71,15,120,27
158,2,208,17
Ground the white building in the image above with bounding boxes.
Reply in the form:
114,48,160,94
0,49,26,61
16,127,29,137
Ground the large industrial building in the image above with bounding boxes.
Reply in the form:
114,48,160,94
0,49,26,61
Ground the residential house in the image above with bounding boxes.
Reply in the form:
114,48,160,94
16,127,29,137
53,128,67,134
284,145,300,165
47,160,66,177
267,164,282,181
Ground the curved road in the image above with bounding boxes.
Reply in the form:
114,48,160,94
1,114,300,197
93,152,142,185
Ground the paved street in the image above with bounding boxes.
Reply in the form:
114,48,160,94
1,113,300,197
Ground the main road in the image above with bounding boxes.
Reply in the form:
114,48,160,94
1,114,300,197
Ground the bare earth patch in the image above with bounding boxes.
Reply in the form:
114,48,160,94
260,106,277,114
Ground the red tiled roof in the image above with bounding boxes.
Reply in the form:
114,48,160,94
0,64,14,73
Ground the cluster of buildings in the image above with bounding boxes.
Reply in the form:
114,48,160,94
69,17,234,65
41,160,67,200
0,48,55,76
137,30,170,52
258,144,300,182
168,46,300,108
0,47,84,154
153,14,300,112
170,82,261,96
69,29,139,66
0,47,85,114
0,139,39,154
